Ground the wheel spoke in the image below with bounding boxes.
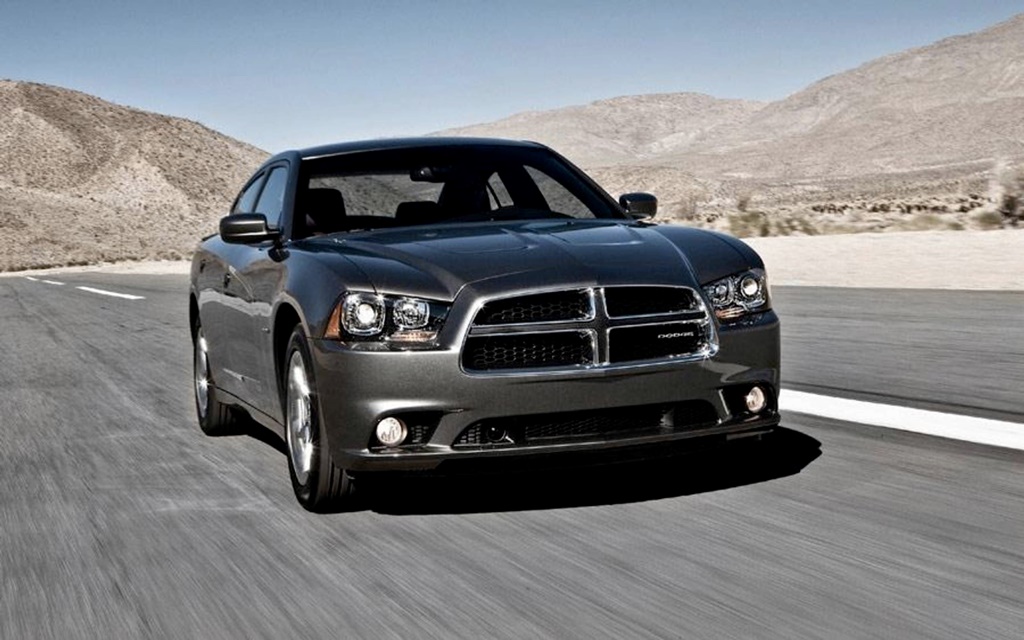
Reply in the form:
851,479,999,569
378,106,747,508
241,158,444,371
286,350,315,485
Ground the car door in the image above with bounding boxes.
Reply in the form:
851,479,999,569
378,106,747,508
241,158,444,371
224,163,292,417
200,171,266,403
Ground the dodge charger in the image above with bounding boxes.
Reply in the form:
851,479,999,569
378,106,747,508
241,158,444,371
189,138,780,511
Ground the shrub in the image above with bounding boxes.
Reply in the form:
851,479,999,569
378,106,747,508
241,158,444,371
728,211,770,237
972,210,1004,230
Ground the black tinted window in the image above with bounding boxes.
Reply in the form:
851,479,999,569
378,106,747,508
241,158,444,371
300,146,621,231
255,167,289,228
233,173,264,214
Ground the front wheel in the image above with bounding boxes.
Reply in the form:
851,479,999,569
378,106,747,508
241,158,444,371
284,327,355,512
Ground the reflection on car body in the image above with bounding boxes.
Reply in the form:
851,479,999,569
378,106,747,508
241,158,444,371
189,137,780,511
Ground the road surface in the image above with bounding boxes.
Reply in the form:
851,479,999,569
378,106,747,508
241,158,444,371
1,274,1022,638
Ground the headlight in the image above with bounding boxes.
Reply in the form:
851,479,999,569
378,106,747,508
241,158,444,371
393,298,429,329
341,293,385,336
702,269,770,322
325,292,449,347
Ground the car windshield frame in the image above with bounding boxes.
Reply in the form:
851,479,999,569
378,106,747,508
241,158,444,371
292,145,625,237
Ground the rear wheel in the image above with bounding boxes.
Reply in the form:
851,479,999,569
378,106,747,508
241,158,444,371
193,323,239,435
284,327,355,511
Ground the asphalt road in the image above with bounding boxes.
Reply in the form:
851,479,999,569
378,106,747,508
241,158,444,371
1,274,1022,639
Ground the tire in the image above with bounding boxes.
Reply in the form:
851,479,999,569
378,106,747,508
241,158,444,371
283,327,355,512
193,322,239,435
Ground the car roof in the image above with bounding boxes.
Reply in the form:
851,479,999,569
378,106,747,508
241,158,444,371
292,137,548,161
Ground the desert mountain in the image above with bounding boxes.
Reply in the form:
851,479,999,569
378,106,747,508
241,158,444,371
4,15,1023,272
0,81,267,271
655,12,1024,179
441,93,764,167
440,93,762,221
442,14,1024,230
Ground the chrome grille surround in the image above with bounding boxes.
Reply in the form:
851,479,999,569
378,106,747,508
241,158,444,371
460,286,717,375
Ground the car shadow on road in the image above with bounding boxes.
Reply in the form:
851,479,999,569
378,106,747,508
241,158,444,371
358,428,822,516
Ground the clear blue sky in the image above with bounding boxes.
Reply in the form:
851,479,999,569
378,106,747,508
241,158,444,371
1,1,1021,152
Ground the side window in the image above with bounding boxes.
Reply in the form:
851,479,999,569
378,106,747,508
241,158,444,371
254,167,289,228
233,173,265,214
524,166,591,218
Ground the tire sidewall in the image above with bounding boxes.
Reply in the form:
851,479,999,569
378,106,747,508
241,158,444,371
284,328,324,506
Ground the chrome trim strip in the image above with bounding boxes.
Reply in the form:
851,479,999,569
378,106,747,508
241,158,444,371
607,318,710,330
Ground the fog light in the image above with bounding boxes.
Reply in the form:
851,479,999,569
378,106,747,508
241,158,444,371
744,386,768,413
376,417,408,447
484,425,509,444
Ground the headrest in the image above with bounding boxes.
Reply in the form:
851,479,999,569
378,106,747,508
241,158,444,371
305,188,346,233
395,200,445,225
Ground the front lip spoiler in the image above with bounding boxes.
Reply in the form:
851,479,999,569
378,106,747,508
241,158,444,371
337,416,779,473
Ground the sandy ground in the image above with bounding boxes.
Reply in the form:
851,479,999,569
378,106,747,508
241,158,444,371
743,229,1023,290
1,229,1020,290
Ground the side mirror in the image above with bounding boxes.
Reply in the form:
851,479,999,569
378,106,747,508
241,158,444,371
220,214,281,244
619,192,658,220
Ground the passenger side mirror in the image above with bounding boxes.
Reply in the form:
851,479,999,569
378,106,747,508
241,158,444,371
220,213,281,244
619,192,658,220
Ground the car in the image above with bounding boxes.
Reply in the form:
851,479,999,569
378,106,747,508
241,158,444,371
189,137,780,511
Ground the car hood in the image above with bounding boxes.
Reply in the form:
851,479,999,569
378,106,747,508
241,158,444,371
304,220,751,301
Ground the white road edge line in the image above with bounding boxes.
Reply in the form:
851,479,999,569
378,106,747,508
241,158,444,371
780,389,1024,451
75,286,145,301
41,279,65,286
24,276,39,281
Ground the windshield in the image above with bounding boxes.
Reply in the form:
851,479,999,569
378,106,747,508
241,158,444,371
294,145,622,237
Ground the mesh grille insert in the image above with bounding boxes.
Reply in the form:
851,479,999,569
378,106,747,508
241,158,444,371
462,332,592,371
475,290,590,325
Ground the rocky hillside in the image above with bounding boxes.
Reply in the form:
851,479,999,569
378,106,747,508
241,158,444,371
442,14,1024,233
440,93,765,167
0,81,267,271
656,13,1024,179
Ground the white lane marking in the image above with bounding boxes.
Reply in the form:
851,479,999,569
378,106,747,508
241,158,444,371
41,279,65,286
75,286,145,301
780,389,1024,451
24,276,39,281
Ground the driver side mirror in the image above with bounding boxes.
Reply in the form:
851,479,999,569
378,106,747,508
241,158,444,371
619,192,658,220
220,213,281,244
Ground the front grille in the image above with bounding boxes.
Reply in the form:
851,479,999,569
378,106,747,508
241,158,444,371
453,401,719,447
609,322,704,363
604,287,697,317
462,286,712,373
462,332,592,371
475,290,591,325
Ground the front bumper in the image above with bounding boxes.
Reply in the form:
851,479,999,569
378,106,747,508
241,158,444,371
310,311,780,472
